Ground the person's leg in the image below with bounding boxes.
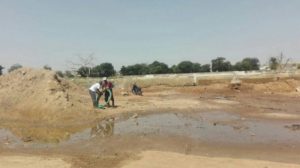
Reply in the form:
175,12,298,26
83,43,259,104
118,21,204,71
89,90,97,107
96,92,102,104
110,89,115,107
104,90,110,106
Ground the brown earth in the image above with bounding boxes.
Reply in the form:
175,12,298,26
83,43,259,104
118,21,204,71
1,68,300,168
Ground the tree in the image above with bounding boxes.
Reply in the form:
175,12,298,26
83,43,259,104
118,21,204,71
200,64,211,72
233,62,243,71
120,66,128,75
176,61,194,73
91,62,116,77
234,58,260,71
169,62,210,73
0,65,4,76
192,63,201,72
43,65,52,70
64,70,75,78
77,66,90,77
170,65,178,73
211,57,232,72
269,57,279,70
120,64,149,75
67,53,95,77
8,64,22,73
269,53,290,71
148,61,169,74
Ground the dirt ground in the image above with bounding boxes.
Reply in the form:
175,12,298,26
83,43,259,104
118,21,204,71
1,68,300,168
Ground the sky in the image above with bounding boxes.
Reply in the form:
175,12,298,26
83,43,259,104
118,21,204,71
1,0,300,71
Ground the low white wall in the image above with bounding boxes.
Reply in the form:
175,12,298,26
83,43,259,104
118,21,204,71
112,70,300,88
80,70,300,89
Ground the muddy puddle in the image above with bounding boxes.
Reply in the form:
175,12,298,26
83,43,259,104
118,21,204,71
1,112,300,147
0,128,23,148
63,111,300,145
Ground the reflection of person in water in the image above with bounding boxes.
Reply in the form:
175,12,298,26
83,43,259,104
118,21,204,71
91,117,115,137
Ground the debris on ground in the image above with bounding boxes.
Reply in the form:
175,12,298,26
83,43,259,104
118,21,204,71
230,77,242,90
131,113,139,119
121,91,129,96
285,124,300,131
22,136,33,142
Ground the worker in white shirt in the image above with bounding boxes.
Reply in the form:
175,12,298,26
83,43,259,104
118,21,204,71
89,81,103,107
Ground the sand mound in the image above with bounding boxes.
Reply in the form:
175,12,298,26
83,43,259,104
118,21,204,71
251,79,300,93
0,68,90,123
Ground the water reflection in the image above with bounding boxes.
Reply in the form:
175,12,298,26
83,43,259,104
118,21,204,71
3,112,300,147
91,118,115,137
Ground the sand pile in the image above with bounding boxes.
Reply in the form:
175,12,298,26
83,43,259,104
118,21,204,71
0,68,90,123
251,79,300,93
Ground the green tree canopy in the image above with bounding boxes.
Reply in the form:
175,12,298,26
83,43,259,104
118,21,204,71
148,61,169,74
170,65,178,73
200,64,211,72
77,66,90,77
176,61,194,73
91,62,116,77
120,64,149,75
211,57,232,72
234,58,260,71
192,63,201,72
269,57,279,70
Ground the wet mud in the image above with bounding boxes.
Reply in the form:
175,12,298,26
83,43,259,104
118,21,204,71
2,111,300,148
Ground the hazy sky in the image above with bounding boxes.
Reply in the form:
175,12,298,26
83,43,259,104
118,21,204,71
1,0,300,71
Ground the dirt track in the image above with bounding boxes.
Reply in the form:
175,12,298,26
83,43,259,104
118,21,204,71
1,68,300,168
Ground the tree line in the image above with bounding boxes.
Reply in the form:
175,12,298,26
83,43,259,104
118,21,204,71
0,56,297,77
119,57,260,76
75,57,260,77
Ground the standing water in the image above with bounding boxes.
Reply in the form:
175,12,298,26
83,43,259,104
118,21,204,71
65,111,300,145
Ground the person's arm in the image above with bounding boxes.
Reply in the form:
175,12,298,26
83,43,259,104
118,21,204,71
96,83,103,94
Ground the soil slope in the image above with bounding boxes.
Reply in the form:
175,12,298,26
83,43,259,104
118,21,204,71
0,68,90,123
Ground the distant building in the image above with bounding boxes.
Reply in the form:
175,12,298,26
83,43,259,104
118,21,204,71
259,65,270,71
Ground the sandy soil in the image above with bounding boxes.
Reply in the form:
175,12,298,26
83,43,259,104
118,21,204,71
1,68,300,168
0,155,70,168
122,151,300,168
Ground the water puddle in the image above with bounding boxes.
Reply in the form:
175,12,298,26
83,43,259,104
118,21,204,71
64,112,300,145
0,128,23,147
2,112,300,146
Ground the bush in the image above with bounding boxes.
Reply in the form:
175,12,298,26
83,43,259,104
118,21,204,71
8,64,22,73
0,65,4,76
65,70,75,78
43,65,52,70
55,71,64,78
77,66,90,77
